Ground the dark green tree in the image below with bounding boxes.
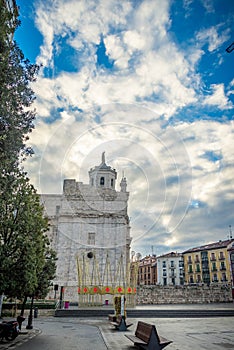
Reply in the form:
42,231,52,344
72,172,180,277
0,0,39,172
19,242,57,317
0,170,50,296
0,1,57,316
35,248,57,299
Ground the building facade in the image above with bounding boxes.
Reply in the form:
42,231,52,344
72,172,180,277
41,153,132,301
227,241,234,297
157,252,184,286
137,255,157,285
183,239,234,285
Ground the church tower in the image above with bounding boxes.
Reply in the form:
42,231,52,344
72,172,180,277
89,152,117,189
41,153,132,303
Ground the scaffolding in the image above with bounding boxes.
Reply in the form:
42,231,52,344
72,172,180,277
77,250,138,307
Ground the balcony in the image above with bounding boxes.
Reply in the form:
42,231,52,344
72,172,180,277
219,256,225,261
202,269,209,274
220,266,226,271
212,279,219,283
210,257,216,261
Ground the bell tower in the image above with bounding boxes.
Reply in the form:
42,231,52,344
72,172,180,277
88,152,117,190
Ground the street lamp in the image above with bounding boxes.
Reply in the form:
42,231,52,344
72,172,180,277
26,296,34,329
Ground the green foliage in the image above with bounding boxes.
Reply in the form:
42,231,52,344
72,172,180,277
0,1,57,303
35,248,57,299
0,169,50,298
0,0,39,171
2,301,56,310
0,0,19,42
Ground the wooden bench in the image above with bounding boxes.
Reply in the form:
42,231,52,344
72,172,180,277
125,321,172,350
110,314,133,331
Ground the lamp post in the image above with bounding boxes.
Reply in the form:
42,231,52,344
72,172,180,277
59,286,64,309
26,296,34,329
54,284,58,299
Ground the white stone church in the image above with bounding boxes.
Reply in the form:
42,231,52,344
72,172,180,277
41,153,132,302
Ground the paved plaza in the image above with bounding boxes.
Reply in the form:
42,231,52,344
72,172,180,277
0,304,234,349
100,316,234,349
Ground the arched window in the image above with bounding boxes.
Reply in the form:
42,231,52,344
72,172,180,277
100,177,105,186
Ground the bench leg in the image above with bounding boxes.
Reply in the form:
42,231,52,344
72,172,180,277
118,319,127,331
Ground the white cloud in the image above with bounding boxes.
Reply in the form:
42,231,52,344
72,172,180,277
203,84,233,109
201,0,215,13
22,0,234,256
196,25,230,52
35,4,54,67
32,0,198,116
26,105,234,255
123,30,146,51
227,79,234,97
104,34,130,69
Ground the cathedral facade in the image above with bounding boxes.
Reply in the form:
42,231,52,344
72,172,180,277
41,153,132,302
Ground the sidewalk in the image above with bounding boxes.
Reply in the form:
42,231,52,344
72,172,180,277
0,327,40,350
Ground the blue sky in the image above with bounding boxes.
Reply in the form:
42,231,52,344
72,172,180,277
14,0,234,257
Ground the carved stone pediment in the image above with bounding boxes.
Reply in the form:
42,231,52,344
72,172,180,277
98,188,117,201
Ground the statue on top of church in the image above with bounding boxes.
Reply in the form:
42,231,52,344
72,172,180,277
101,151,105,164
120,176,127,192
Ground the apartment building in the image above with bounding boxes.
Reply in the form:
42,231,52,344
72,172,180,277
183,239,234,285
227,242,234,297
137,255,157,285
157,252,184,286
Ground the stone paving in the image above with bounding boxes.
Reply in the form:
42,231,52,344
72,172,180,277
99,316,234,349
0,304,234,349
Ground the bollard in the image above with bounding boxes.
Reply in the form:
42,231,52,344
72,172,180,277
34,307,38,318
64,301,70,309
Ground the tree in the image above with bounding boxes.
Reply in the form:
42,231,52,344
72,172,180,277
19,244,57,318
0,0,39,172
35,248,57,299
0,1,57,316
0,169,50,297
